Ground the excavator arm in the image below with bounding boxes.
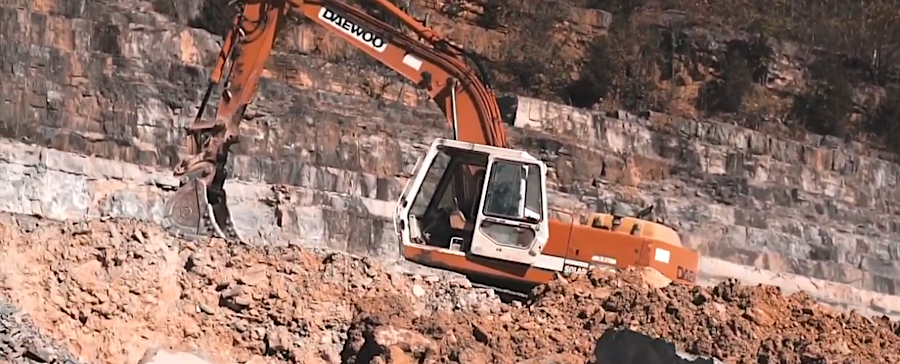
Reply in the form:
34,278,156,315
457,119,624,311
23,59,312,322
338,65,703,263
162,0,509,241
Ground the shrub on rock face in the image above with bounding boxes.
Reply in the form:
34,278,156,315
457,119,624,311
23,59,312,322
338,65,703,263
567,36,618,108
790,58,855,138
696,35,772,115
568,20,663,111
151,0,180,20
478,0,518,29
867,85,900,155
188,0,236,38
584,0,649,19
698,54,753,114
493,2,570,100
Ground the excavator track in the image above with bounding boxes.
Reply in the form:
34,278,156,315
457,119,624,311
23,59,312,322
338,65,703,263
162,178,243,243
470,282,530,301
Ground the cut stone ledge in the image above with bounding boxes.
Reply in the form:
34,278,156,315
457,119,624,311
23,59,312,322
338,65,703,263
0,138,898,319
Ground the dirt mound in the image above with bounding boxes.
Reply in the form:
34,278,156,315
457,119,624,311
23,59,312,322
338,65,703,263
338,266,900,364
531,270,900,363
0,215,898,364
0,216,501,364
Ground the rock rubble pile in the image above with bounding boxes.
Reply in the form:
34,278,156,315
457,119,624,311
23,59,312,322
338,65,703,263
0,215,897,364
0,297,82,364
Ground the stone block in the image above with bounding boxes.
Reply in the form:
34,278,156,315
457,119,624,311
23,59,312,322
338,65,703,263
860,257,900,281
285,206,327,246
229,198,280,241
95,185,166,221
0,163,36,216
869,274,898,295
40,148,89,175
34,170,92,220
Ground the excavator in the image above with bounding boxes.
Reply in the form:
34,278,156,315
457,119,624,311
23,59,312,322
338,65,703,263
161,0,701,292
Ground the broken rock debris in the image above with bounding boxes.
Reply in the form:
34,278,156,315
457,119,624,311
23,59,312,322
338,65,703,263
0,215,897,364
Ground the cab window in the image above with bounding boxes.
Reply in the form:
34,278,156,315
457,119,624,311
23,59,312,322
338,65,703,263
482,160,543,222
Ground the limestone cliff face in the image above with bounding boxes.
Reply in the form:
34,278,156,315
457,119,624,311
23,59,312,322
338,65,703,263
2,0,900,294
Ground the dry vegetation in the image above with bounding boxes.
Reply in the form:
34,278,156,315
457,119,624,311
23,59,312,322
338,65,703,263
154,0,900,157
478,0,900,156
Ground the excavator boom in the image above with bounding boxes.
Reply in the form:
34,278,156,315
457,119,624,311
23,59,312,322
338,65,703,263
163,0,507,240
162,0,701,290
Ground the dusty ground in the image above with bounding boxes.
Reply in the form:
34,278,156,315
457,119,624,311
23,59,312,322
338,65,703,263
0,214,898,364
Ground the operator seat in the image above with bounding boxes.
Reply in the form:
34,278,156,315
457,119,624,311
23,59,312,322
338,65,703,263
448,169,486,234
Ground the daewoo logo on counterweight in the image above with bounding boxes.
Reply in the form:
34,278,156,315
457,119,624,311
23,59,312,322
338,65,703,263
319,8,388,53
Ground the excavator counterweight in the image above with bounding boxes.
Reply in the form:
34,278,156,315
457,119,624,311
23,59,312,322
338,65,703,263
162,0,701,291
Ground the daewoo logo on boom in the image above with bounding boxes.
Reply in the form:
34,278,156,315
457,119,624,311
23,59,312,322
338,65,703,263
318,8,388,53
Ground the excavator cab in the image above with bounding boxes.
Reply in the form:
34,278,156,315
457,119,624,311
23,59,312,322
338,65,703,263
394,138,550,267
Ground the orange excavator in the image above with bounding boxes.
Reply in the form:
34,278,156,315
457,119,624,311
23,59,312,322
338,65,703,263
162,0,701,291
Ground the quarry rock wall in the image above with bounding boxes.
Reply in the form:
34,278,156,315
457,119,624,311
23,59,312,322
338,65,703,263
2,1,900,295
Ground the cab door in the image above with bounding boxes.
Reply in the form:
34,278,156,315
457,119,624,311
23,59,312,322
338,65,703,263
468,156,550,265
393,155,424,236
